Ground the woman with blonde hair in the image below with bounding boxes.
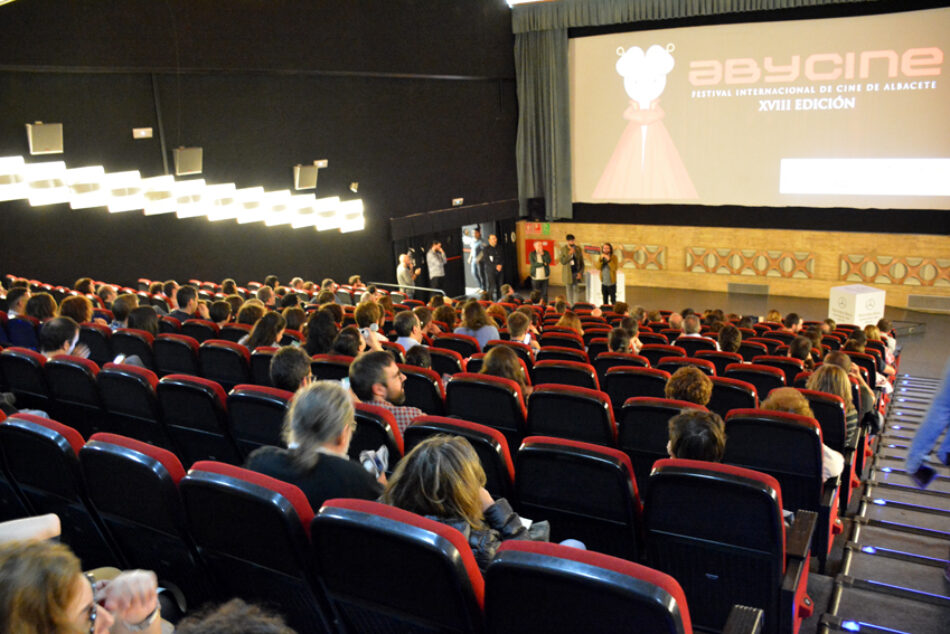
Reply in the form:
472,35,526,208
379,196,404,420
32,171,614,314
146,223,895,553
806,364,859,446
864,324,896,367
381,435,548,570
554,310,584,336
761,387,844,482
765,309,782,323
480,345,531,397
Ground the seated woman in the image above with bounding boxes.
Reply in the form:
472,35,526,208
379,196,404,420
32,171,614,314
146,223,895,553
665,366,712,407
59,295,108,327
480,345,531,398
244,311,286,349
554,310,584,337
454,300,499,351
0,540,163,633
807,363,860,446
303,308,339,355
381,435,549,570
26,292,57,321
761,387,844,482
244,381,383,510
667,410,726,462
127,305,160,336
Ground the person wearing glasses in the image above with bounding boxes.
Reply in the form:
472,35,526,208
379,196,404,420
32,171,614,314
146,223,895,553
245,381,384,510
0,540,162,634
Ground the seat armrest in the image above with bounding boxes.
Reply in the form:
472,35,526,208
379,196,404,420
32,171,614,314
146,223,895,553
821,476,840,508
786,509,817,560
723,605,764,634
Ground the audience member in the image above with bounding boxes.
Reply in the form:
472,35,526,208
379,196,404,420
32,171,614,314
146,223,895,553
667,410,726,462
665,366,713,406
718,323,742,353
454,301,499,351
349,351,424,433
127,305,160,336
607,326,633,354
354,302,387,349
245,381,383,509
269,346,313,392
263,274,279,289
96,284,117,310
5,287,30,318
73,277,95,294
404,345,432,370
109,293,139,331
781,312,803,333
319,302,343,325
788,335,816,370
679,313,719,350
480,345,531,398
236,301,265,326
244,312,286,349
221,278,238,295
174,598,295,634
433,304,457,331
38,317,89,360
381,435,549,570
554,310,584,336
331,326,365,358
761,387,844,481
170,285,208,322
807,362,860,445
25,292,57,320
209,300,231,327
412,306,440,338
765,309,782,323
394,310,423,353
58,295,103,326
507,311,539,352
667,312,683,331
224,294,244,317
281,306,306,333
256,285,276,309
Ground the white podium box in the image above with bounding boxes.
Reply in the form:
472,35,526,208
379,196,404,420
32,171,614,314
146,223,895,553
828,284,885,328
584,270,626,305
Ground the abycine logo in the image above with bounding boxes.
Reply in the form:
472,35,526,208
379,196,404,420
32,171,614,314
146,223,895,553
866,298,877,310
837,297,847,309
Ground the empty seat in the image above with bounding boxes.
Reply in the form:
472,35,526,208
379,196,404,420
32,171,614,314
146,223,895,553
97,362,173,450
585,336,609,360
153,333,200,377
737,340,769,362
446,372,527,449
655,356,716,376
78,433,213,606
645,459,815,634
531,359,599,390
484,340,535,369
180,318,219,343
639,344,686,367
526,385,616,446
312,499,484,633
6,315,40,350
724,409,841,572
310,353,354,382
516,436,643,560
619,396,708,490
180,461,331,633
706,376,759,420
45,355,103,438
752,355,805,386
746,337,784,355
695,350,743,376
798,388,859,513
0,414,121,568
349,402,405,473
637,332,669,345
674,336,718,356
0,346,50,411
404,415,515,501
111,328,156,370
428,347,466,376
399,364,445,415
604,366,670,412
158,315,181,334
0,410,33,521
486,541,696,634
226,384,294,458
593,351,648,384
198,339,251,390
432,332,481,357
250,346,278,386
534,346,590,364
79,322,113,366
158,374,241,465
724,363,785,398
539,332,585,351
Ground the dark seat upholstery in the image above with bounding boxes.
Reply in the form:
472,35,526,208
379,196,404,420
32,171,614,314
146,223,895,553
446,372,527,449
737,340,769,362
486,541,694,634
695,350,743,376
180,318,219,344
112,328,156,370
250,346,278,386
153,333,200,377
404,415,515,501
639,344,686,367
656,356,717,376
79,433,213,606
218,323,252,343
45,355,103,438
6,316,40,350
619,396,708,491
484,340,535,369
79,323,113,366
752,355,805,386
399,363,445,415
432,332,481,357
674,336,718,356
310,353,354,382
312,499,484,633
706,376,759,420
198,339,251,391
645,459,815,634
97,362,173,450
0,414,122,568
349,402,405,474
158,374,241,465
531,359,599,390
604,366,670,412
226,384,293,458
428,347,466,376
539,332,585,351
534,346,590,364
0,346,50,411
526,384,616,446
516,436,643,560
180,461,331,633
724,363,786,398
593,352,648,385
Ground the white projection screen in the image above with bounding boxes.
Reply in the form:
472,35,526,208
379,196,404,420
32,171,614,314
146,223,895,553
570,7,950,209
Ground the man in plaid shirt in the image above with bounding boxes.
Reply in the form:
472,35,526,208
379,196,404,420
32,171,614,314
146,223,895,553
350,350,424,434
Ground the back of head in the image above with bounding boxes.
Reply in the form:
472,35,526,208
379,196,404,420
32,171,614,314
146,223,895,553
25,293,56,320
481,345,525,390
209,300,231,324
433,304,456,330
607,327,630,353
128,305,159,335
282,306,306,332
393,310,418,337
58,295,92,324
73,277,94,294
555,311,582,334
176,285,198,309
613,301,628,316
284,381,354,469
349,350,395,402
506,311,530,339
788,336,813,362
247,311,287,349
876,318,891,334
761,387,814,418
381,435,486,528
413,306,432,328
221,278,237,295
279,293,300,310
665,366,713,406
782,312,801,329
806,363,854,412
264,275,279,289
619,316,638,337
0,539,81,633
236,302,265,326
823,350,851,372
331,326,362,357
269,346,312,392
256,285,274,305
111,293,139,323
316,290,335,305
462,301,488,329
5,287,30,313
404,345,431,370
354,302,380,329
682,313,701,334
718,324,742,353
668,410,726,462
174,598,295,634
39,316,79,354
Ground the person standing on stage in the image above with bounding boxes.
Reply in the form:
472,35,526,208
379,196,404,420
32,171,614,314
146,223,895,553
559,234,585,306
483,234,504,300
599,242,619,306
426,240,447,292
463,228,486,292
529,241,551,302
397,253,421,298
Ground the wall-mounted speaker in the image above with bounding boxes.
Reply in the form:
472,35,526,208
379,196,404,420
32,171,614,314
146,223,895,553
25,122,63,155
173,147,203,176
294,164,318,190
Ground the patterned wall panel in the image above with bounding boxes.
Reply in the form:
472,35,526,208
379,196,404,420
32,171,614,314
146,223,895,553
580,243,666,270
686,247,814,278
839,255,950,287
